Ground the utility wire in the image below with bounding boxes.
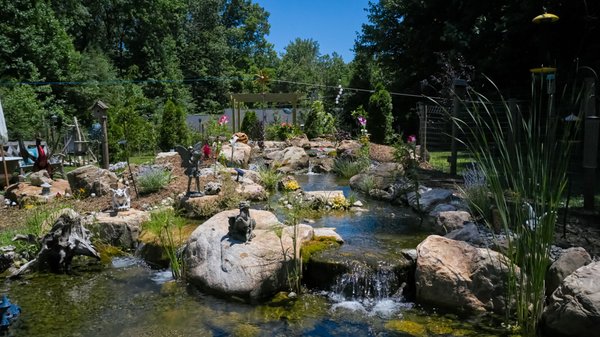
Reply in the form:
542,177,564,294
0,76,436,99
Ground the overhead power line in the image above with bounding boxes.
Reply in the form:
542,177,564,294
0,76,433,99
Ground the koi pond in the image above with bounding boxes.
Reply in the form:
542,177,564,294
2,174,506,336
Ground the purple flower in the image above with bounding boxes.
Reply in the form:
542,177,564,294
358,116,367,126
407,135,417,143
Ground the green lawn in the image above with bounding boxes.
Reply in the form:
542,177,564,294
428,151,474,174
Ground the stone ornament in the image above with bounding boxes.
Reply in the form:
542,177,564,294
175,143,204,197
228,201,256,242
110,186,131,211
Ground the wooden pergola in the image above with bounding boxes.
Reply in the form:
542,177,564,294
230,93,302,132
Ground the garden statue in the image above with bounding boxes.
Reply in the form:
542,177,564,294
110,186,131,211
228,201,256,242
175,143,204,197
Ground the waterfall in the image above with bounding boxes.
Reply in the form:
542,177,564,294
332,261,400,301
328,260,412,318
306,159,318,175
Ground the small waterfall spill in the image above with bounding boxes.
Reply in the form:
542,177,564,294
332,261,399,300
306,159,319,175
328,261,412,318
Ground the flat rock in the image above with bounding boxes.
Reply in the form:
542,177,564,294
313,227,344,243
5,179,71,206
89,209,150,249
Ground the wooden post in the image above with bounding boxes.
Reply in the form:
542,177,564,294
450,79,467,175
1,146,9,188
101,115,109,169
418,102,427,161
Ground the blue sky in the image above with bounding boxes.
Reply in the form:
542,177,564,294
254,0,371,62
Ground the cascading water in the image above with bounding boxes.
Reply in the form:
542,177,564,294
328,260,413,319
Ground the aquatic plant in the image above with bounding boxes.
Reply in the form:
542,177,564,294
142,209,187,279
332,157,368,179
278,192,304,293
257,165,282,192
450,77,580,335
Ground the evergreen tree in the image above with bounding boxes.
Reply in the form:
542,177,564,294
159,99,188,151
368,83,393,144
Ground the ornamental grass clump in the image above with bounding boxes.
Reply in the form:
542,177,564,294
137,167,172,195
450,78,580,336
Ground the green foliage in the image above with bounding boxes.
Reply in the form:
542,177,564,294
279,192,304,293
158,99,189,151
265,122,302,141
0,85,47,140
137,168,172,195
302,100,336,139
142,209,187,279
368,83,393,144
332,158,368,179
454,80,579,335
204,115,231,140
240,111,261,140
460,165,492,222
257,165,282,192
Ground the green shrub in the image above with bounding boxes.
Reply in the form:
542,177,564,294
368,83,393,144
158,99,189,151
137,167,172,194
257,165,282,192
332,158,368,178
265,122,302,140
241,111,262,140
303,100,336,139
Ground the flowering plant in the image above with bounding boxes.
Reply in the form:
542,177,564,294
218,115,229,125
407,135,417,143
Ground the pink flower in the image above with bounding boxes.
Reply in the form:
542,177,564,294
357,116,367,126
218,115,229,125
407,135,417,143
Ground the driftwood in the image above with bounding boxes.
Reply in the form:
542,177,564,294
10,210,100,277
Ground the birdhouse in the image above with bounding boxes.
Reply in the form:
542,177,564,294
91,100,109,120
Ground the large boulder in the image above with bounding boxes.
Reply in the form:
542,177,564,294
266,146,309,173
183,209,313,301
546,247,592,296
349,162,403,199
543,261,600,337
407,188,454,213
415,235,516,314
67,165,118,197
219,142,252,168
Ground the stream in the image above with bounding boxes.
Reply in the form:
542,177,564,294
2,174,506,336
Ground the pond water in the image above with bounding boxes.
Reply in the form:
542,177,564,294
2,174,505,336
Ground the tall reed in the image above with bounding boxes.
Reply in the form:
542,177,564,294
143,209,187,279
450,77,579,335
